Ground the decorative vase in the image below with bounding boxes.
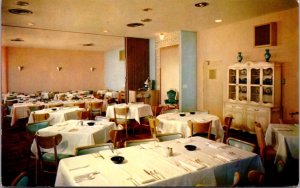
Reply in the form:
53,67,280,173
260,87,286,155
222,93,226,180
237,52,243,63
264,49,271,62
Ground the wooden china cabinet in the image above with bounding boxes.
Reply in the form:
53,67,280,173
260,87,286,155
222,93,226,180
223,61,282,133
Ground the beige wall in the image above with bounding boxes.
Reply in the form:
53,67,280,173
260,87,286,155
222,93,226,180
6,47,105,93
197,8,299,119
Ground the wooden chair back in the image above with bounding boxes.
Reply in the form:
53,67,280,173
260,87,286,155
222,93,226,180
114,106,130,138
90,101,103,110
109,125,124,148
35,134,63,174
188,120,212,139
73,102,86,108
248,170,265,186
10,171,29,186
223,116,233,143
32,113,50,123
254,123,266,160
148,117,159,137
77,109,90,120
47,103,63,108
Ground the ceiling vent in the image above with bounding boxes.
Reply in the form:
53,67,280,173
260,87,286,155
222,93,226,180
127,23,144,27
82,43,94,46
11,38,24,42
8,8,33,15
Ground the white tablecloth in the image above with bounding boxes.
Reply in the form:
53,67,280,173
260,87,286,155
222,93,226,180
265,123,299,163
106,103,153,124
10,102,45,126
55,136,263,186
157,112,223,141
31,120,116,156
28,107,85,125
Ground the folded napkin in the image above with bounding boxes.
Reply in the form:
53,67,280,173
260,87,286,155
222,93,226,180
179,160,206,171
215,153,238,162
206,142,226,149
177,138,192,144
132,171,156,184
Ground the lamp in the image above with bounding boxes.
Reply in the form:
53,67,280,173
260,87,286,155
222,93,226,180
159,33,165,40
90,67,95,72
17,66,24,71
56,66,62,71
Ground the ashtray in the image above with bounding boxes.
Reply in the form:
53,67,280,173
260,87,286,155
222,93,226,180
184,145,197,151
87,122,95,126
179,113,186,117
111,156,124,164
52,108,57,111
190,112,195,115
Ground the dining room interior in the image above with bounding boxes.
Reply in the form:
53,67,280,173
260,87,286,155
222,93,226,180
1,0,299,187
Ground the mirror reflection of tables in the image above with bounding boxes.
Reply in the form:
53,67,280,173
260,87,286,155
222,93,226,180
156,112,224,141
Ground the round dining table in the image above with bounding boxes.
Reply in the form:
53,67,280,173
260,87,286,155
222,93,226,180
156,112,224,142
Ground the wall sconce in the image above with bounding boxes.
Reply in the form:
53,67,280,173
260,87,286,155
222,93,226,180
90,67,95,72
56,66,62,71
17,66,24,71
159,33,165,40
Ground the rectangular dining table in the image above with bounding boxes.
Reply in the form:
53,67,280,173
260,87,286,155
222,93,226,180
28,106,85,125
265,123,299,163
157,112,224,141
105,103,153,124
31,119,116,156
55,136,264,186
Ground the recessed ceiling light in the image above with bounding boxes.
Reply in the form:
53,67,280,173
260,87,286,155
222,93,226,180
142,8,152,11
82,43,94,46
8,8,33,15
103,30,108,33
11,38,24,42
215,19,222,23
126,23,144,27
141,18,152,22
27,22,34,26
195,2,209,7
16,1,29,6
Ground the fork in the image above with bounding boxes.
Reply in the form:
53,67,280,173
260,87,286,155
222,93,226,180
127,177,139,186
153,170,165,179
174,161,191,172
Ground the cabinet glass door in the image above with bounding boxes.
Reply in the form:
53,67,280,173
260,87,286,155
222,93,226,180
262,68,273,85
251,68,260,84
229,85,236,100
250,86,260,102
238,69,247,84
229,69,236,84
238,86,247,101
262,86,273,104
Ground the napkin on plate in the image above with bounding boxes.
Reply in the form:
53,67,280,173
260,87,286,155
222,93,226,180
215,152,238,162
179,160,206,171
132,171,156,184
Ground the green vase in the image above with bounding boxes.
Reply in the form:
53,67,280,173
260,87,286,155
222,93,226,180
264,49,271,62
237,52,243,63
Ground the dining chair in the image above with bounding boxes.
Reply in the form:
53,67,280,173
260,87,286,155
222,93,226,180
47,103,63,108
32,112,50,123
27,105,45,116
77,109,90,120
109,125,125,148
254,122,276,165
222,116,234,143
226,137,256,152
10,171,29,186
75,143,114,156
195,171,240,187
156,133,183,142
73,102,86,108
187,120,212,140
164,89,179,107
124,138,159,147
148,117,161,137
113,106,135,138
89,101,103,119
35,134,71,175
247,170,265,186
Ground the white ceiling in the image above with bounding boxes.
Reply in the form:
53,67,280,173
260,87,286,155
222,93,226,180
1,0,298,52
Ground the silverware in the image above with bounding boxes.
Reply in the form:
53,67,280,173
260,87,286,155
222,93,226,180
154,170,165,179
127,177,139,186
144,169,159,180
69,164,89,171
74,171,100,183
